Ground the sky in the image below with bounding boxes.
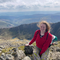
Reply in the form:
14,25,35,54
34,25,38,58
0,0,60,12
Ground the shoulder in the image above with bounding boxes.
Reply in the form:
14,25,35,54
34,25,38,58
35,30,40,33
34,30,40,34
36,30,40,32
48,33,52,38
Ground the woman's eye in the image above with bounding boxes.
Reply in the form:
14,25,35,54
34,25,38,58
41,26,45,28
41,26,42,28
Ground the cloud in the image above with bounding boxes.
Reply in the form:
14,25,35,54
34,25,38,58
0,5,8,10
6,5,15,10
0,0,60,12
16,5,27,10
0,0,14,3
43,6,51,8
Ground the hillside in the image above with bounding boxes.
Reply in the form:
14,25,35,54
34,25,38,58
0,22,60,40
0,20,13,28
0,13,60,28
51,22,60,40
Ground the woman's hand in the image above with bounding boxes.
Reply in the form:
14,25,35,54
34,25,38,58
25,44,29,46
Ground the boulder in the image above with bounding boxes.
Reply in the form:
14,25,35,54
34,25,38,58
6,54,14,60
22,56,31,60
0,53,6,60
11,48,26,60
17,50,26,59
56,49,60,52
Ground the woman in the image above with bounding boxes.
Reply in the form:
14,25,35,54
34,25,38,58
25,21,52,60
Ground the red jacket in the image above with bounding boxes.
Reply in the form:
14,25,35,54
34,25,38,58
29,30,52,55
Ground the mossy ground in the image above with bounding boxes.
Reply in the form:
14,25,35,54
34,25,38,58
0,38,60,57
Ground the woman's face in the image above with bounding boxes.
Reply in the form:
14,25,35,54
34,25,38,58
40,23,46,32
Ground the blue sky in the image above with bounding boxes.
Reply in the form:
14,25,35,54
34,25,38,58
0,0,60,12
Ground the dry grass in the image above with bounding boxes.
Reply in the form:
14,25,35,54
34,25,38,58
0,38,30,47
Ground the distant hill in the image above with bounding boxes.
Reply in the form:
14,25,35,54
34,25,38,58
0,22,60,40
0,20,13,28
0,12,60,28
51,22,60,40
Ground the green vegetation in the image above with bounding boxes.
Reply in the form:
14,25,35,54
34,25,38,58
33,42,36,46
2,47,14,53
18,46,25,51
0,47,14,56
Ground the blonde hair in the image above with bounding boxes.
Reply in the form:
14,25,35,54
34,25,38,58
37,21,51,32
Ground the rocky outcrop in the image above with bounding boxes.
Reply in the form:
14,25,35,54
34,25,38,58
0,48,31,60
0,41,60,60
47,45,60,60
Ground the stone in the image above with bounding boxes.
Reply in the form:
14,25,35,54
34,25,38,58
6,54,14,60
56,49,60,52
0,56,5,60
11,48,26,60
58,55,60,60
22,56,31,60
0,53,6,60
1,53,5,58
0,46,5,49
17,50,26,59
0,48,2,51
0,51,2,53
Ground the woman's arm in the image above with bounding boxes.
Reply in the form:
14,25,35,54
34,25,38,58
29,30,38,45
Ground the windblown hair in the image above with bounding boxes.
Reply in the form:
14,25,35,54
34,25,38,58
37,20,51,32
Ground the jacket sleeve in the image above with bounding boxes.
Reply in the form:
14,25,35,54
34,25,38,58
29,30,37,45
40,33,52,55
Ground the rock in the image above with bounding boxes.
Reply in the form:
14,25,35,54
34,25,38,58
1,53,5,57
56,49,60,52
22,56,31,60
50,46,56,52
57,55,60,60
0,56,5,60
0,46,5,51
12,48,26,60
51,53,57,60
11,48,18,58
0,53,6,60
0,51,2,53
17,50,26,59
6,54,14,60
54,42,58,45
0,40,60,60
48,51,60,60
0,48,2,51
0,46,5,49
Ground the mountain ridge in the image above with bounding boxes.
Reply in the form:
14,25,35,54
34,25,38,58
0,22,60,40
